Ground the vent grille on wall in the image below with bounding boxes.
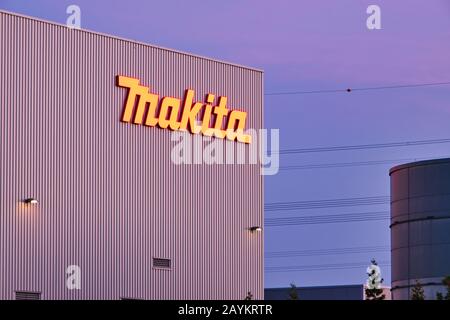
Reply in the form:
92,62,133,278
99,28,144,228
153,258,171,269
15,291,41,300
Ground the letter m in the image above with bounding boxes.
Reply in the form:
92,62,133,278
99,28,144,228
117,75,149,124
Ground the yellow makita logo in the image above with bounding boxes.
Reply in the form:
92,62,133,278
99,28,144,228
117,75,251,144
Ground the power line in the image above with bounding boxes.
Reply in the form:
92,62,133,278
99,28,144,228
265,199,389,212
265,245,390,258
265,210,390,226
279,158,415,171
265,195,389,212
276,138,450,155
279,154,450,171
266,261,391,273
265,81,450,96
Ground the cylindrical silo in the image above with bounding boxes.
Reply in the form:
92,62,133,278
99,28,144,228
390,158,450,300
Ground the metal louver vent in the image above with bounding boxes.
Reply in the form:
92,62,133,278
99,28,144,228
15,291,41,300
153,258,171,269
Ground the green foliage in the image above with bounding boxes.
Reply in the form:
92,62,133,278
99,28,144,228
288,283,299,300
365,287,385,300
435,275,450,300
411,280,425,300
365,259,385,300
442,276,450,300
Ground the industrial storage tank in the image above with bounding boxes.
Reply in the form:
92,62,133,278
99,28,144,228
390,158,450,300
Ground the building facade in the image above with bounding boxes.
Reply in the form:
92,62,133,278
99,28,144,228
0,11,264,300
265,285,365,300
390,158,450,300
265,284,392,300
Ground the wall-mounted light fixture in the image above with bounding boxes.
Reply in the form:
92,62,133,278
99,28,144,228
23,198,38,205
249,226,262,233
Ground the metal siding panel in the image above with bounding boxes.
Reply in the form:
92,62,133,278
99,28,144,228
0,11,263,300
390,160,450,299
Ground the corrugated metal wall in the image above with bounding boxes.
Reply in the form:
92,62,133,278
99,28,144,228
0,11,263,300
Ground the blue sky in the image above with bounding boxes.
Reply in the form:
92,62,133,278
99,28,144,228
2,0,450,288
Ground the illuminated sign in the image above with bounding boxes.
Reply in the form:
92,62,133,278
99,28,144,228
117,75,251,144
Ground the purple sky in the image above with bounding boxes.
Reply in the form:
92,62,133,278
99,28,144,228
2,0,450,288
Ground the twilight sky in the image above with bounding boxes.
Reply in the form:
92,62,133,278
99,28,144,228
2,0,450,288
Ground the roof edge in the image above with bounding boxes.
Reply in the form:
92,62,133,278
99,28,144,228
389,157,450,175
0,9,264,73
265,284,364,290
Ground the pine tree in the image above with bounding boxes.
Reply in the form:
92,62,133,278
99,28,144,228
365,285,385,300
435,276,450,300
442,276,450,300
411,280,425,300
365,259,386,300
288,283,299,300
